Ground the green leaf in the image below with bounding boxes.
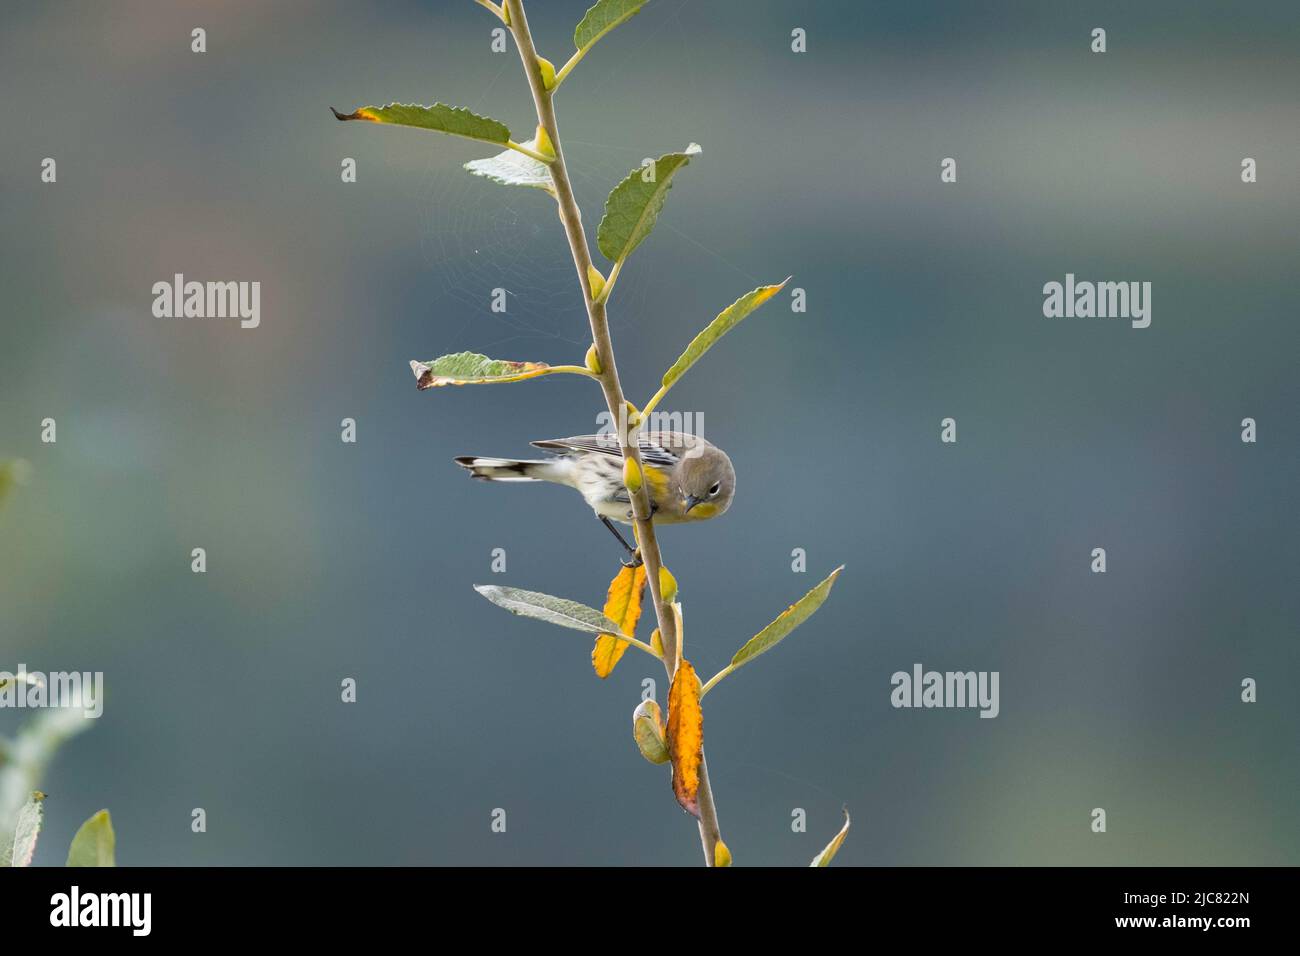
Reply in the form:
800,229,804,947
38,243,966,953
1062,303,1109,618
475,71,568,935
596,144,701,264
331,102,511,145
67,810,115,867
810,808,850,867
5,791,44,867
410,352,553,389
659,279,789,394
474,585,625,636
574,0,649,55
465,138,555,194
729,566,843,670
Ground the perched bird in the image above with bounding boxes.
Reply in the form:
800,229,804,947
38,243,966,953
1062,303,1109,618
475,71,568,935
455,431,735,554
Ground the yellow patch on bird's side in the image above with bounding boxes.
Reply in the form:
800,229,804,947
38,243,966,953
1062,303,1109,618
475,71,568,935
666,659,704,818
641,461,671,500
591,563,647,678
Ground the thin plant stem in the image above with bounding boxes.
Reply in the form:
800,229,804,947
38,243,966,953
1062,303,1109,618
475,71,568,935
504,0,723,866
504,139,555,164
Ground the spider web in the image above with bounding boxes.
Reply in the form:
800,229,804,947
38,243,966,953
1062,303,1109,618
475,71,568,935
417,138,657,359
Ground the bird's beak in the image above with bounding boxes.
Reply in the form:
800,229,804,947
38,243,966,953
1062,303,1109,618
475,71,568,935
684,494,703,513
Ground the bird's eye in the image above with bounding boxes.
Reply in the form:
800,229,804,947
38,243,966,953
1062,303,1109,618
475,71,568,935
708,481,721,497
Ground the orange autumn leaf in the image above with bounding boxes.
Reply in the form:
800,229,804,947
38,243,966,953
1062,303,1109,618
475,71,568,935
666,659,704,818
591,563,647,678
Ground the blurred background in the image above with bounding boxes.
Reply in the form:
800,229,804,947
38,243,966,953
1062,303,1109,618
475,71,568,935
1,0,1297,865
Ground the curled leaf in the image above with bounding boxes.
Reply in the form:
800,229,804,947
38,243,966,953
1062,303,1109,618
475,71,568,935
810,808,850,867
67,810,115,867
666,659,703,817
713,839,733,867
465,139,555,194
474,584,624,636
592,563,647,678
331,102,510,145
632,699,669,764
597,144,701,264
410,353,552,389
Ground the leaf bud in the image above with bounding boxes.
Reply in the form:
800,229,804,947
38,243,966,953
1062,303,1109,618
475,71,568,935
658,565,678,604
537,56,558,91
623,457,642,493
586,266,606,302
632,699,669,764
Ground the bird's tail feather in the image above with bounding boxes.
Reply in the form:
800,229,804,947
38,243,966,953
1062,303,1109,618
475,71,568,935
454,456,568,483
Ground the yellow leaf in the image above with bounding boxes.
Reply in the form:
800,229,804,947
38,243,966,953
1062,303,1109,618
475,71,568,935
650,627,664,657
810,808,851,867
591,563,647,677
713,839,733,867
666,659,703,817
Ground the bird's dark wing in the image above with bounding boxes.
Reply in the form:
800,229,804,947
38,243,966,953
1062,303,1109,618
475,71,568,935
531,433,682,468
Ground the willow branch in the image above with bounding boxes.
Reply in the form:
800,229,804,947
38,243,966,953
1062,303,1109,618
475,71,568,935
504,0,723,866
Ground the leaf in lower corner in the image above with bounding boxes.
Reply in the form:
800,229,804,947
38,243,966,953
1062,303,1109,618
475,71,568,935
67,809,115,867
810,808,850,867
331,102,510,145
592,563,647,677
474,585,625,636
465,138,555,194
666,659,703,818
729,566,843,671
6,791,45,867
596,144,701,264
410,352,552,389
